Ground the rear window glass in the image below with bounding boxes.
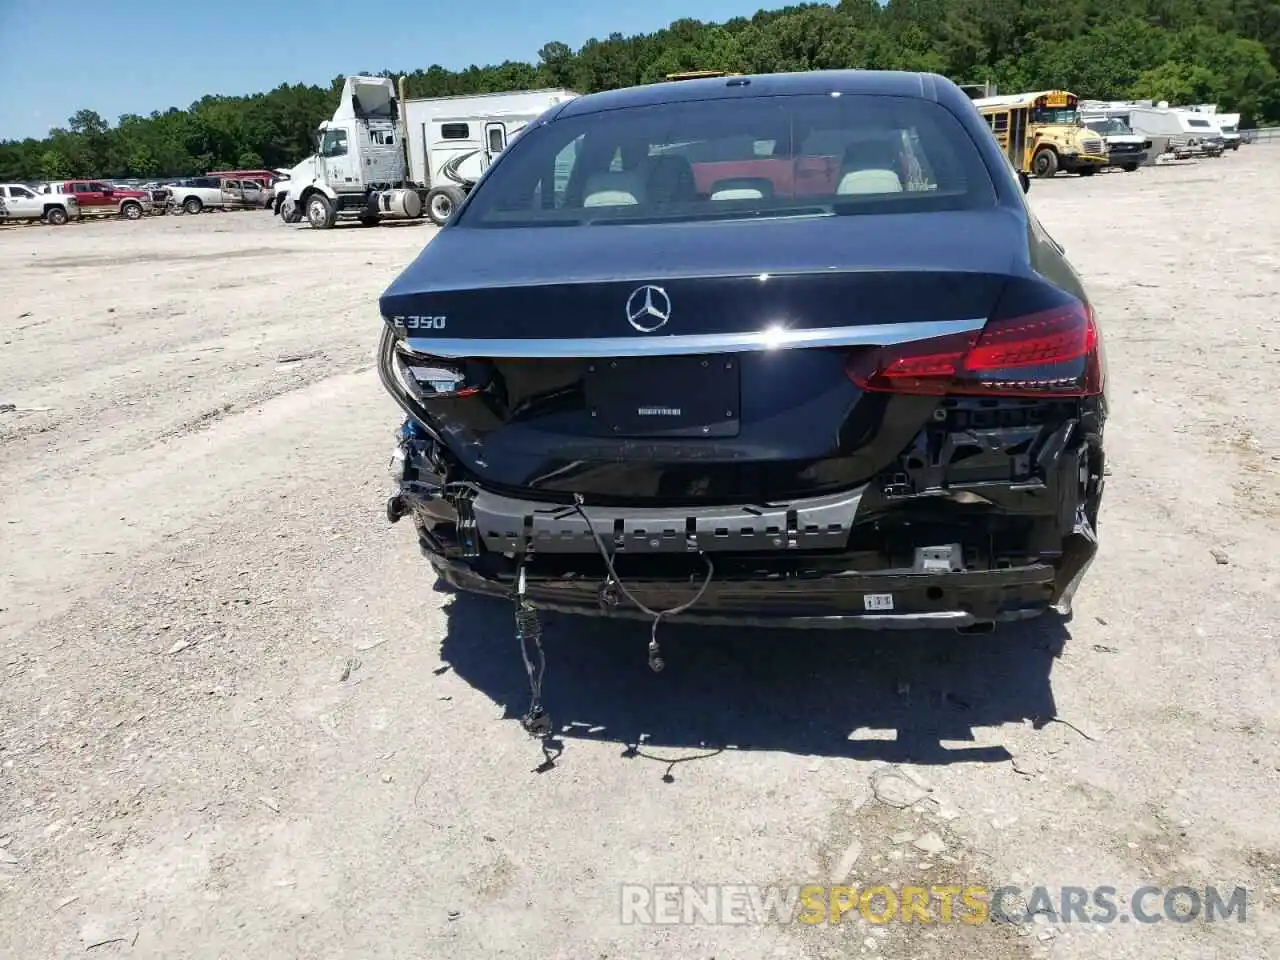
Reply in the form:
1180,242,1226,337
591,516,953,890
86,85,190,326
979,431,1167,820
459,94,996,226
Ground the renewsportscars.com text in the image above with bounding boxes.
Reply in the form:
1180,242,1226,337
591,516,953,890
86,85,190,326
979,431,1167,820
620,883,1249,926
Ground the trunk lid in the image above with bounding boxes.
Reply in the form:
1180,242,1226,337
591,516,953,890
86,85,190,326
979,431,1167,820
381,210,1031,504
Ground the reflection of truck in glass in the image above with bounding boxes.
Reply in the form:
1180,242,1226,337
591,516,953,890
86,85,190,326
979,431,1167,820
279,76,578,229
974,90,1109,177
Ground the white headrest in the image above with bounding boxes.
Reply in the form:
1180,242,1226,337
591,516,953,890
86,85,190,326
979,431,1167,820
711,187,765,201
584,189,640,207
835,169,903,195
583,171,645,207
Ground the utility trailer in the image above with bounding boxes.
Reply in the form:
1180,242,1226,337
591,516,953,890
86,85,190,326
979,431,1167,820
280,77,578,229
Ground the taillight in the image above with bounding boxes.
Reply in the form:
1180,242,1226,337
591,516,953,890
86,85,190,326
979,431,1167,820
382,319,486,400
846,297,1103,398
395,347,483,399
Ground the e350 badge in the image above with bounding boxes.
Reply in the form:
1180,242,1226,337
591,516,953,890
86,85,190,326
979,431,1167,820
391,315,447,331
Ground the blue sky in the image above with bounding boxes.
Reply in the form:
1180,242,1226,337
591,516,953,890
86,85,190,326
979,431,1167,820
0,0,785,141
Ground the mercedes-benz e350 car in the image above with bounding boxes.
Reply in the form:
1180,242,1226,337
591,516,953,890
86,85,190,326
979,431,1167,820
378,70,1107,634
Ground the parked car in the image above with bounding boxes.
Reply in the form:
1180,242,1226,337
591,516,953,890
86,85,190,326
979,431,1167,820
1082,117,1150,171
377,70,1108,650
166,176,266,214
44,180,154,219
139,183,171,212
220,178,270,209
0,182,80,224
206,169,286,190
165,177,224,214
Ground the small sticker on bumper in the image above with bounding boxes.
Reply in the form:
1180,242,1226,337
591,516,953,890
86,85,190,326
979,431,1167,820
863,593,894,612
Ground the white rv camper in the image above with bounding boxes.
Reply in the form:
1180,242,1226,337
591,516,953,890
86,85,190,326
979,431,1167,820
1212,113,1242,150
1080,100,1221,160
1174,109,1226,155
279,77,578,229
1186,103,1243,150
402,88,578,223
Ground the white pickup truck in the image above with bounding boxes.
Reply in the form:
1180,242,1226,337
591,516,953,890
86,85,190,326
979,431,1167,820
166,176,270,214
0,183,80,225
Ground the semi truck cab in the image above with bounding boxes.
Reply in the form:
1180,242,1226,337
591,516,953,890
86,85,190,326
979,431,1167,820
283,76,426,229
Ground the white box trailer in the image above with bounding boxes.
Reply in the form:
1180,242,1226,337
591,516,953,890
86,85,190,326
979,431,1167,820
403,88,578,188
280,77,578,229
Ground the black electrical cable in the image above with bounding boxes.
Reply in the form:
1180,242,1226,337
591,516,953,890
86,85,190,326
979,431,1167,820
571,493,714,671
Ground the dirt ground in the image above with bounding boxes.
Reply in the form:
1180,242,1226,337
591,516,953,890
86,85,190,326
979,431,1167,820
2,151,1278,960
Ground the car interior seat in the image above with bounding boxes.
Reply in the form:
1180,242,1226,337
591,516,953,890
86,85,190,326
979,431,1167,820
582,170,647,207
836,137,905,195
708,177,776,201
644,155,698,204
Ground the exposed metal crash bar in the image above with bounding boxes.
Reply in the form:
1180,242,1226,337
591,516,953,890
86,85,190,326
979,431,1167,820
471,487,866,555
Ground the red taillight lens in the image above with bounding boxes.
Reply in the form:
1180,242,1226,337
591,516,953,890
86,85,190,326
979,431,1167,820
847,301,1102,398
846,330,976,396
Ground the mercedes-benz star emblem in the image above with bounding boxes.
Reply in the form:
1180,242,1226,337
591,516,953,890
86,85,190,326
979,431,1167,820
625,285,672,333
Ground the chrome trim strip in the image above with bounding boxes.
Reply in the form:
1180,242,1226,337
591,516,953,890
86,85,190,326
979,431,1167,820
403,317,987,358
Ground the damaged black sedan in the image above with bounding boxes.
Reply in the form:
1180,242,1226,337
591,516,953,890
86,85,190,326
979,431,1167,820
378,70,1107,654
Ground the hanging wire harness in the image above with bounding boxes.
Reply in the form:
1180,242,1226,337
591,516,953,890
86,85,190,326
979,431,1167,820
514,565,552,738
570,493,715,673
512,495,717,739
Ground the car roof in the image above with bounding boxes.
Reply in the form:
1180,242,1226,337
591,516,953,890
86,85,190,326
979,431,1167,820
553,70,961,120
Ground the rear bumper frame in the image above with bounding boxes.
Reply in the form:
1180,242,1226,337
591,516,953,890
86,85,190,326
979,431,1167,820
403,479,1098,629
390,394,1104,630
429,547,1062,629
465,486,865,556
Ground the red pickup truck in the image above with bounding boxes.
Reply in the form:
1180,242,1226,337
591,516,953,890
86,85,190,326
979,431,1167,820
44,180,156,220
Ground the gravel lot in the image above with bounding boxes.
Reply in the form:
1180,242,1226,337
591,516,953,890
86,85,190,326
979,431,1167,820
2,152,1278,959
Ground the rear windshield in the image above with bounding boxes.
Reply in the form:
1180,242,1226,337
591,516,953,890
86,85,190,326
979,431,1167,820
458,94,997,227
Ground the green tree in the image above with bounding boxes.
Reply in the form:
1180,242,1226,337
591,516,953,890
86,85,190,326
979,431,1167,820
127,146,160,178
538,42,576,87
39,149,71,180
67,108,109,137
5,0,1280,180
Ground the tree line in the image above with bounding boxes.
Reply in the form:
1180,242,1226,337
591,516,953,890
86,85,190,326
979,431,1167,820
2,0,1277,183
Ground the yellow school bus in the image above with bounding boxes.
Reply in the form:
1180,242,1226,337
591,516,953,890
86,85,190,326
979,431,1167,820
973,90,1109,178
